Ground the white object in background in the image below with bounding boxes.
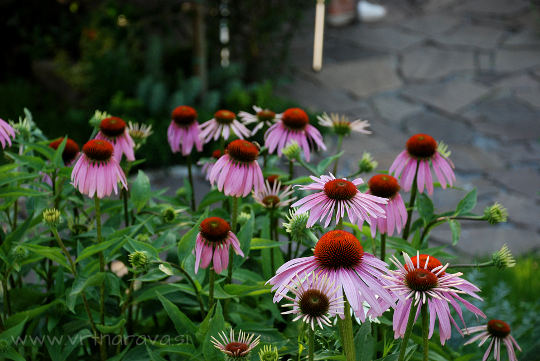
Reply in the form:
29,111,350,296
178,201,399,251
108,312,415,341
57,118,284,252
313,0,325,72
357,1,387,22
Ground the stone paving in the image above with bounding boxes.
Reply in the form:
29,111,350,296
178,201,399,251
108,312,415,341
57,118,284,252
279,0,540,258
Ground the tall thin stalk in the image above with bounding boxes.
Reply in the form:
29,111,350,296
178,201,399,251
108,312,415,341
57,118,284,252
94,197,107,361
380,233,386,261
397,302,419,361
208,269,216,312
421,303,429,361
339,300,356,361
308,327,315,361
402,161,419,240
187,155,196,211
226,197,238,284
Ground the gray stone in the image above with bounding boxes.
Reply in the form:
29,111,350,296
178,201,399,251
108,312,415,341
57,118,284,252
492,142,540,165
454,0,530,17
403,110,475,144
277,76,360,112
400,14,460,36
489,168,540,199
371,95,423,124
495,49,540,72
495,192,540,229
436,24,505,49
431,226,539,257
403,79,491,113
336,26,425,53
476,52,495,72
315,57,402,98
503,31,540,48
466,97,540,141
450,144,503,172
401,46,475,80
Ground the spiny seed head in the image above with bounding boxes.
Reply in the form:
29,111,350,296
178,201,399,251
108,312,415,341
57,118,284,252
314,230,363,270
257,109,276,122
237,211,252,225
283,209,309,243
358,152,377,173
406,134,437,159
282,108,309,130
12,245,29,261
484,202,508,224
282,141,300,161
161,207,177,224
100,116,127,137
487,319,511,338
215,109,236,124
43,208,61,227
492,244,516,269
129,251,149,272
82,139,114,162
258,344,279,361
405,268,438,291
368,174,400,199
323,179,358,200
200,217,231,243
172,106,198,126
49,137,80,164
408,254,444,275
299,288,331,318
227,140,259,163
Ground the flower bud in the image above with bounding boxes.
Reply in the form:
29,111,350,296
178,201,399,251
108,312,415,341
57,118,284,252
128,251,149,272
358,152,377,173
258,344,279,361
43,208,61,227
161,207,178,224
12,245,29,261
0,339,10,353
484,202,508,224
492,244,516,269
282,141,300,161
237,211,252,225
283,208,309,243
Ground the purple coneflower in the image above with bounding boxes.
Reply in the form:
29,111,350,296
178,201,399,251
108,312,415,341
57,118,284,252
390,134,455,195
278,272,344,330
199,109,250,144
0,118,16,149
49,137,80,165
194,217,243,274
317,112,371,136
199,149,224,180
264,107,325,161
253,178,295,209
367,174,407,237
167,105,203,155
211,329,260,359
291,173,387,228
268,230,396,321
209,139,264,197
463,320,521,361
95,116,135,162
386,252,485,345
71,139,128,198
238,105,281,136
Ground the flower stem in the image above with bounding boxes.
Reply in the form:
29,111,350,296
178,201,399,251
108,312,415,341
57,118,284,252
342,300,356,361
122,188,130,227
420,215,485,243
208,268,215,312
226,197,238,284
187,154,196,211
398,302,419,361
332,135,344,175
94,197,107,360
402,161,419,240
336,217,344,230
421,303,429,361
167,262,205,317
270,214,277,272
449,261,494,268
289,159,294,180
380,233,386,261
308,327,315,361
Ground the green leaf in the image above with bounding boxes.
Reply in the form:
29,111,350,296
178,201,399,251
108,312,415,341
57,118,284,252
203,302,225,361
3,212,40,250
96,319,126,334
0,317,27,341
197,189,227,211
316,151,344,174
250,238,281,250
131,170,151,211
67,273,106,312
25,244,70,270
6,300,62,328
52,136,68,168
456,188,477,216
195,304,215,343
416,194,434,221
235,209,254,266
0,187,47,198
76,238,127,263
177,209,208,264
448,219,461,246
156,292,197,336
223,284,271,297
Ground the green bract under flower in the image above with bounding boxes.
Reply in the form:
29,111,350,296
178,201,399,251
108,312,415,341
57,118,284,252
43,208,61,227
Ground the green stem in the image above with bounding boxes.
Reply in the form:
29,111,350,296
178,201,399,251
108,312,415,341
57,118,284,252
402,161,419,240
289,159,294,180
341,300,356,361
2,277,11,317
122,188,130,227
226,197,238,284
12,197,18,230
166,262,205,317
336,217,344,230
397,302,419,361
94,197,107,360
297,159,318,175
380,233,386,261
308,326,315,361
420,215,485,243
421,303,429,361
208,269,215,312
270,215,277,272
449,261,494,268
332,135,344,175
187,155,196,211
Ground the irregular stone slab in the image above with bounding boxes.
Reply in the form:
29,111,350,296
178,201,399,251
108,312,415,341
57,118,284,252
450,144,503,172
454,0,530,16
335,26,425,53
315,57,402,98
400,14,460,36
436,24,506,49
489,168,540,199
495,192,540,228
466,97,540,141
403,78,491,113
277,76,360,112
401,46,475,80
372,94,423,125
503,30,540,48
403,110,475,144
495,49,540,72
